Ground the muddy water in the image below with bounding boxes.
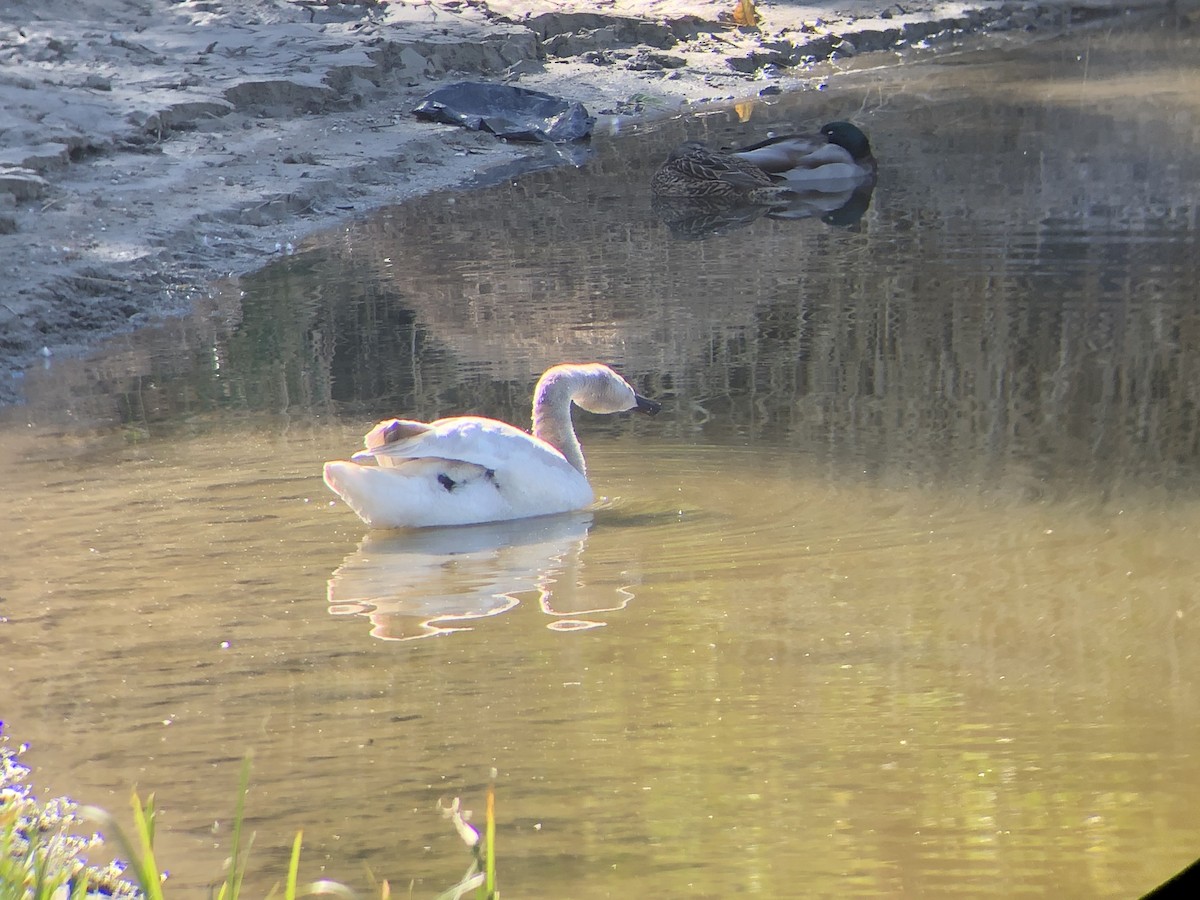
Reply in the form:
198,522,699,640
3,19,1200,898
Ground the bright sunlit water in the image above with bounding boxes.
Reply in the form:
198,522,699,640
3,17,1199,898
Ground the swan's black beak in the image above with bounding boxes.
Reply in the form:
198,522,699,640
634,393,662,416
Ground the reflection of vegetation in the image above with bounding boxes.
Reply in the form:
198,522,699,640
226,255,434,413
57,20,1200,495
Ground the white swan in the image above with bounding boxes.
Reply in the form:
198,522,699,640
323,363,661,528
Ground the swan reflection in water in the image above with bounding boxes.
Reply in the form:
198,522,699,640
327,512,637,641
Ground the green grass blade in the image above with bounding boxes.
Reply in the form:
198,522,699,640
484,778,496,899
28,828,59,900
219,755,254,900
69,868,89,900
285,830,302,900
128,792,165,900
79,800,161,900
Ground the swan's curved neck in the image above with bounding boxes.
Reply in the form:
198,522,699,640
531,372,586,474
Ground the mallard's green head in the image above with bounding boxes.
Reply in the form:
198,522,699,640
820,121,872,160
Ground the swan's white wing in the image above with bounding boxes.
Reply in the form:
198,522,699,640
353,417,576,475
326,416,592,528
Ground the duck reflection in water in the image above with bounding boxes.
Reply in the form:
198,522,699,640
327,513,637,641
652,185,874,238
650,120,877,238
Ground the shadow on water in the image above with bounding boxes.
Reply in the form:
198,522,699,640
3,17,1200,900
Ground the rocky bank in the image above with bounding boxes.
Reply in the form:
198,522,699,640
0,0,1171,400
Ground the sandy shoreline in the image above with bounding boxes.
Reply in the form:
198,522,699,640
0,0,1167,401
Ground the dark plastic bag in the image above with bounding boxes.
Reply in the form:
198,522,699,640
413,82,594,143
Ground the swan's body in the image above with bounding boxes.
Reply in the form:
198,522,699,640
323,363,660,529
651,121,876,201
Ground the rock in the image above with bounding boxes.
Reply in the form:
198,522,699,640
645,51,687,69
1,143,72,173
0,168,49,200
394,45,431,76
727,48,785,73
852,28,902,53
504,58,546,79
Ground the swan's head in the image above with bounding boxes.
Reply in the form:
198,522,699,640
537,363,662,416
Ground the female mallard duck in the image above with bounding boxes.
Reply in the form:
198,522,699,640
651,121,876,201
323,363,661,529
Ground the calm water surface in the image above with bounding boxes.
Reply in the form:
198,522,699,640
3,19,1200,898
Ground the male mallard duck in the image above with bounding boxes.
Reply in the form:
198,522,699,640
651,121,876,201
323,363,661,529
